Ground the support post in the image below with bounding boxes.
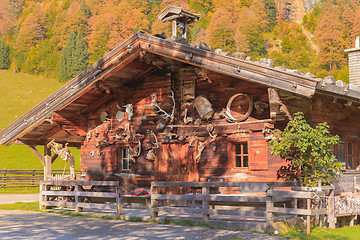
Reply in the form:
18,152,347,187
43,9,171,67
44,145,52,180
172,20,177,39
202,186,210,220
150,184,158,220
75,183,81,212
307,197,311,235
69,155,75,180
116,182,123,215
266,184,275,232
39,182,44,210
328,186,336,229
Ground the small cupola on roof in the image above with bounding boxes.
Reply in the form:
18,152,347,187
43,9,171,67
157,5,201,41
345,36,360,85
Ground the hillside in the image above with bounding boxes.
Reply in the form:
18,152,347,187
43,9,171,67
0,0,358,82
0,70,80,169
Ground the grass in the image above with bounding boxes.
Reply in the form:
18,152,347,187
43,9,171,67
0,70,81,171
0,187,39,194
0,201,39,211
280,225,360,240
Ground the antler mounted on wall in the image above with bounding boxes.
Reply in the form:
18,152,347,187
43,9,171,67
151,90,175,121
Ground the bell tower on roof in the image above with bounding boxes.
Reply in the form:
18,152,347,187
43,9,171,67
157,5,201,41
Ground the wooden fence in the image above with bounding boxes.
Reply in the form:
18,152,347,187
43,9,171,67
150,181,335,233
40,180,122,214
0,169,80,188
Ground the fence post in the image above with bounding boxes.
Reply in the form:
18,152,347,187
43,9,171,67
202,186,210,220
75,183,81,213
3,168,6,187
150,183,158,220
328,185,335,229
116,182,123,215
39,182,44,210
307,196,311,235
266,184,274,232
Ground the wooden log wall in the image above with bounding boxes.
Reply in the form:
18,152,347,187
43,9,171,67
80,64,287,189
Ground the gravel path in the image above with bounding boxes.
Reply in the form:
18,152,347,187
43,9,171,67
0,210,288,240
0,194,38,204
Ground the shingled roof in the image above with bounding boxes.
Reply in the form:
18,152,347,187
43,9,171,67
1,32,359,147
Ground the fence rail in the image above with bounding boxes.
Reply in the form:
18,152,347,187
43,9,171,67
40,180,122,214
0,169,81,188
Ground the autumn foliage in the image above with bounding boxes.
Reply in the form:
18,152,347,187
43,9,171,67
0,0,359,82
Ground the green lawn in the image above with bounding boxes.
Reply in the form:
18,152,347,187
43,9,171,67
281,225,360,240
0,70,81,170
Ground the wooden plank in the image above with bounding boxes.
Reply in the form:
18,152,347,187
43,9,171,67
41,180,119,186
267,190,324,199
151,194,268,202
41,201,117,210
151,181,292,189
79,94,114,114
26,144,45,166
270,207,326,216
53,113,87,136
40,191,118,198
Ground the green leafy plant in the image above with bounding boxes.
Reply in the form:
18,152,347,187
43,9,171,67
268,112,342,186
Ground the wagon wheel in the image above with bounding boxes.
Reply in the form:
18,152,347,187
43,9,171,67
225,93,253,122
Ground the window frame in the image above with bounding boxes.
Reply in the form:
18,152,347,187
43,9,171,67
117,147,132,171
345,139,359,170
228,138,250,171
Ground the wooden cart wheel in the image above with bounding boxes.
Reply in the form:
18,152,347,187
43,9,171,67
225,93,253,122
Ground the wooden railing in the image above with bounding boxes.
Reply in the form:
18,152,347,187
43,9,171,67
150,181,338,233
150,181,293,225
40,180,122,214
0,169,80,188
267,184,334,234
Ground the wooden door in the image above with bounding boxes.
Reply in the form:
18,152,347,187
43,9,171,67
156,143,190,182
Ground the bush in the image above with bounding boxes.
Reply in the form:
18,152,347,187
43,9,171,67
268,112,342,186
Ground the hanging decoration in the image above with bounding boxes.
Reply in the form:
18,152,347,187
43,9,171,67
223,93,253,122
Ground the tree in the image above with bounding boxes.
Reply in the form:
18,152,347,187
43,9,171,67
0,36,10,69
268,112,342,187
58,31,89,82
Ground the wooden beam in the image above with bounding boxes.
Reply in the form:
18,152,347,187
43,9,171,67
51,154,58,164
79,94,114,114
44,144,52,180
26,144,45,166
38,125,62,140
53,112,87,136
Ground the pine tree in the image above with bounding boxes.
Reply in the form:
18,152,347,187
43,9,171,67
58,32,89,82
0,36,10,70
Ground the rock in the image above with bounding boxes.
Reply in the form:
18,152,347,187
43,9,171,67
323,76,336,85
336,80,346,87
153,32,167,39
305,72,315,78
215,49,223,54
245,56,252,61
232,52,247,60
274,66,287,71
260,58,274,68
199,42,211,51
175,37,188,45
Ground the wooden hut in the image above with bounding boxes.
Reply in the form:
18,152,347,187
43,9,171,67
1,6,360,192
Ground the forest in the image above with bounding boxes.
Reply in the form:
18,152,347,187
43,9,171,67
0,0,359,82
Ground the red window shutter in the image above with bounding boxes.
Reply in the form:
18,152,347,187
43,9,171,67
248,140,268,171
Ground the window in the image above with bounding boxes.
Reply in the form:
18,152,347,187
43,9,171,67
347,141,354,169
336,139,360,169
234,143,249,168
228,139,268,171
121,148,132,170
